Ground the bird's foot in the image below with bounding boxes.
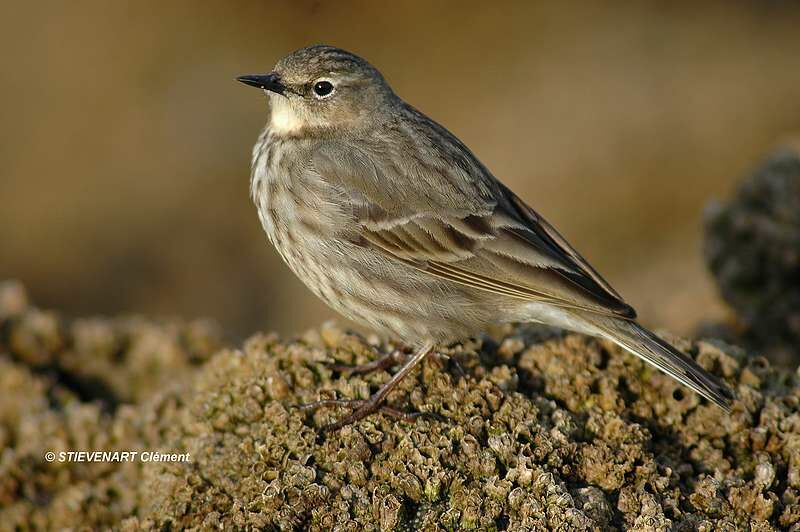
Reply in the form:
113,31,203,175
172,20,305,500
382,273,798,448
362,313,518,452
291,397,443,433
294,342,440,433
323,349,409,374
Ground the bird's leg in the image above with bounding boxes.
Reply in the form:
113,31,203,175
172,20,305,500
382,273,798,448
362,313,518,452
292,399,429,421
294,342,437,432
324,348,408,374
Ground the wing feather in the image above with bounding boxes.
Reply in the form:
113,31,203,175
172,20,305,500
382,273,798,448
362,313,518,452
311,116,636,320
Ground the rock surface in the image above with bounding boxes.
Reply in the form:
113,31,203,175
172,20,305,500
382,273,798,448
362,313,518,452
704,146,800,365
1,280,800,531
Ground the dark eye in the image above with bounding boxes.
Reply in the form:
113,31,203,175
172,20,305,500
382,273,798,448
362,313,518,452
312,80,334,98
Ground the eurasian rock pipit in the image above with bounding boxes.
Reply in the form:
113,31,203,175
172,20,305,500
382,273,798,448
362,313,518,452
238,45,734,431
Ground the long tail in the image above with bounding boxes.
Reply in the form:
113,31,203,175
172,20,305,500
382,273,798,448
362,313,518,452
588,318,734,411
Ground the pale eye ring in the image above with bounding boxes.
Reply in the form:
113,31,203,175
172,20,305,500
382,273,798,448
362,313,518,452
312,79,335,99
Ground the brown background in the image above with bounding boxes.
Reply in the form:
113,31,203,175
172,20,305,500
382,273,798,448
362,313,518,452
2,1,799,340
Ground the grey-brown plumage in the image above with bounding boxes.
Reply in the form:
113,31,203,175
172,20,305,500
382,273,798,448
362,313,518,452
238,45,734,428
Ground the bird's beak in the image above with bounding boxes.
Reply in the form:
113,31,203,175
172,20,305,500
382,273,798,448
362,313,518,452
236,72,286,95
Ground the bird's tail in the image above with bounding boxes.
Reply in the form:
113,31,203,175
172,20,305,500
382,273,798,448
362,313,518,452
586,317,734,411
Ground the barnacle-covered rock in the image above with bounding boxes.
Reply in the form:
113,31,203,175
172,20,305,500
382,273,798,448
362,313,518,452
2,282,800,529
704,146,800,364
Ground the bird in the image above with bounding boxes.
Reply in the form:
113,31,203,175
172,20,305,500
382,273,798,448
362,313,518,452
237,44,734,431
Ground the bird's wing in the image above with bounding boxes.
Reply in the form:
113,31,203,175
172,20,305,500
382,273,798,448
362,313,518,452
311,119,635,320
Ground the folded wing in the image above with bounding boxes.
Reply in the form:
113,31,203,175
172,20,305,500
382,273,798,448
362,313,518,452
311,114,635,320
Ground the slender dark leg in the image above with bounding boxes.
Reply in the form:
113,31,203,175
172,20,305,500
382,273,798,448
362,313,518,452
294,342,437,432
325,349,408,374
293,399,431,421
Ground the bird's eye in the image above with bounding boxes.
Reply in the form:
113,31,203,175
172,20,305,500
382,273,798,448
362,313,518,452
312,80,334,98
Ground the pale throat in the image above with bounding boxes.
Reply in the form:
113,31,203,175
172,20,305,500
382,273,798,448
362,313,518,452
268,96,305,136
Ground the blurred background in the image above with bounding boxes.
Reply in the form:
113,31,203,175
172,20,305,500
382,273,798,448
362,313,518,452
2,1,799,340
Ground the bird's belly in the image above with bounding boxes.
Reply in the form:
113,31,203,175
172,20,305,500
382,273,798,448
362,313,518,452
268,223,498,343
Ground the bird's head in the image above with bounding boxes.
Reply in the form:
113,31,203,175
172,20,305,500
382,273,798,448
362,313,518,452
238,45,396,136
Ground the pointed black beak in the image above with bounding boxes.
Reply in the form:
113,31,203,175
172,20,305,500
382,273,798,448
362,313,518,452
236,73,285,95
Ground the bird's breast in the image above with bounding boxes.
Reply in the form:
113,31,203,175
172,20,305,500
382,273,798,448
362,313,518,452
250,132,363,311
251,132,349,246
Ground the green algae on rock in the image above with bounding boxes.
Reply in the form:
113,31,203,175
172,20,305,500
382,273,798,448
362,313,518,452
1,281,800,530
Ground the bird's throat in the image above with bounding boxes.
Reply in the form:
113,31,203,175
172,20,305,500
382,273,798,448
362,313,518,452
269,98,305,136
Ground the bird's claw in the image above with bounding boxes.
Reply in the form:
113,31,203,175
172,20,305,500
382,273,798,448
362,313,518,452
322,349,408,374
289,397,444,433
